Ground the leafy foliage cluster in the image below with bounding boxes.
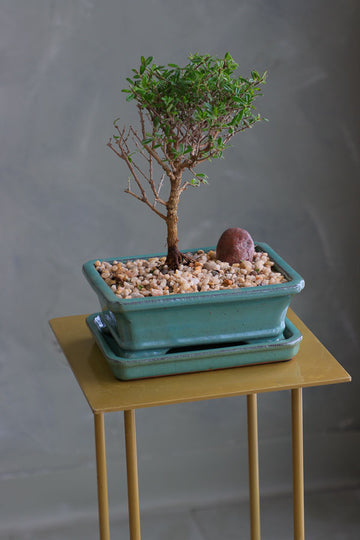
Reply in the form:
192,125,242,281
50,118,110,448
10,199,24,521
120,53,266,182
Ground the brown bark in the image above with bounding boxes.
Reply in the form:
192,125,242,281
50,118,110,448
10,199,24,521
166,244,183,270
165,173,182,269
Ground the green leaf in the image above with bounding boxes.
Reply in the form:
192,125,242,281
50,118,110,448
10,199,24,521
195,173,208,184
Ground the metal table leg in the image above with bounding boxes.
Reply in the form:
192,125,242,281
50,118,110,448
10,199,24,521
291,388,305,540
247,393,261,540
124,409,141,540
94,413,110,540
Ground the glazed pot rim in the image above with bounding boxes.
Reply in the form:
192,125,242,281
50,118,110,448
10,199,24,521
83,242,305,310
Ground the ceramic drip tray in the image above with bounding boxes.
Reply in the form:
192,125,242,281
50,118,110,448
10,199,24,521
86,313,302,381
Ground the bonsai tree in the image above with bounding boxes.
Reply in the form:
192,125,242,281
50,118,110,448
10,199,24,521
107,52,266,269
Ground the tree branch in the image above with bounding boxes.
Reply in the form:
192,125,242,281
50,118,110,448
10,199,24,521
108,136,148,202
108,134,168,220
138,105,146,139
131,129,175,179
124,188,167,220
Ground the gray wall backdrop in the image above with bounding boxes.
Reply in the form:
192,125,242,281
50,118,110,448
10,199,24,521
1,0,359,534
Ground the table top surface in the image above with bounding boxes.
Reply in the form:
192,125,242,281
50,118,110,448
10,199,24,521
49,310,351,413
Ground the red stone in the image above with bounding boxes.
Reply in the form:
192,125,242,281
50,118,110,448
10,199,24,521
216,228,255,264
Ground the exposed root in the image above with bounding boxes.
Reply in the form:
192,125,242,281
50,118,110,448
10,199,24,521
166,246,194,270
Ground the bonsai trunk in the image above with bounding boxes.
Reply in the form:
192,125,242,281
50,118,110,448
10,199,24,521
166,174,182,270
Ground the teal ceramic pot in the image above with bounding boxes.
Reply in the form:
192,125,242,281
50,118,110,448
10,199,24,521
83,243,304,358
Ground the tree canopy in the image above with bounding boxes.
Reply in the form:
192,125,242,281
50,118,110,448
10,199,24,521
108,53,267,268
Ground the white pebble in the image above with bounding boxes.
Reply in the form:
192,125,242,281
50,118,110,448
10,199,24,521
95,249,287,298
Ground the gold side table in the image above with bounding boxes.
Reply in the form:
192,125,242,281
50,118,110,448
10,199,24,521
50,310,351,540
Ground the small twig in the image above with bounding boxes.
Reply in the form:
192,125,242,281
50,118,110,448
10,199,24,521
179,181,191,195
157,172,165,196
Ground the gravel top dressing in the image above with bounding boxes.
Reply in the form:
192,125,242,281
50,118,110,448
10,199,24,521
94,249,287,300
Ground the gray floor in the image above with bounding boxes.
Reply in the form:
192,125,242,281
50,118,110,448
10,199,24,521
3,487,359,540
